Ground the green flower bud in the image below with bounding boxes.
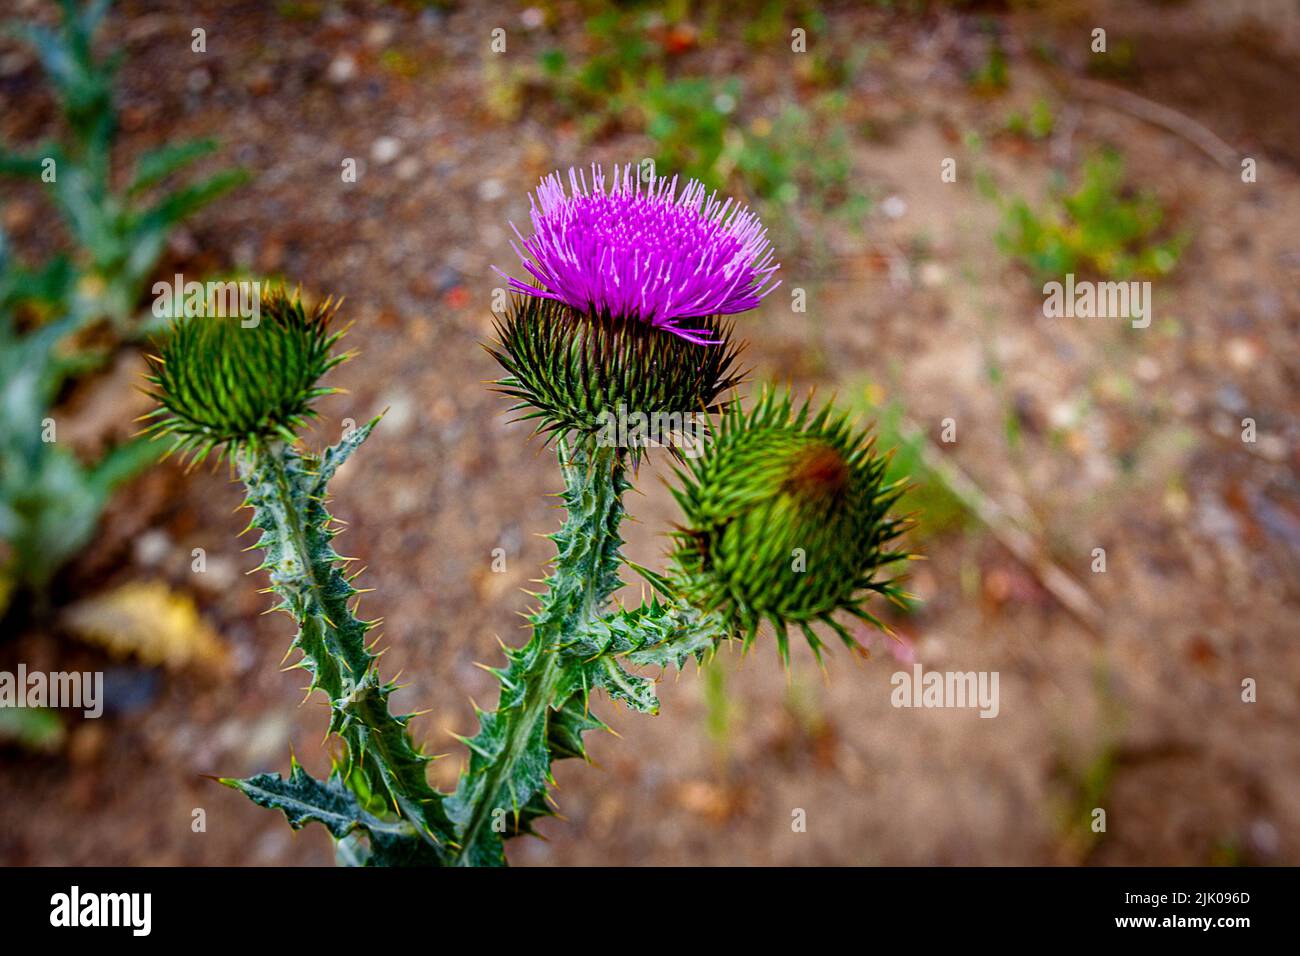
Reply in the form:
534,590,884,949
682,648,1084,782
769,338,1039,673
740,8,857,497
669,388,912,663
143,287,348,461
486,296,744,455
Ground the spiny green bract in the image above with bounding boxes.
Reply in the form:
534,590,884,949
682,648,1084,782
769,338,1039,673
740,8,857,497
487,295,744,454
669,388,912,664
143,287,348,461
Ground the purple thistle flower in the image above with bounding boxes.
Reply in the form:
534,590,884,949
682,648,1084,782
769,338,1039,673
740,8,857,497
500,164,780,344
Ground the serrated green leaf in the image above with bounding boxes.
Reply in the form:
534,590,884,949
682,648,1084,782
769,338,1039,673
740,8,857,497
226,761,441,866
232,423,454,860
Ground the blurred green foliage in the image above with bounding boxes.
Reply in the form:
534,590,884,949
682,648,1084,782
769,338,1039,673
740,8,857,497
0,257,160,617
0,1,245,617
1004,96,1055,140
496,2,866,228
735,94,866,218
642,77,738,184
0,0,248,334
968,28,1008,95
996,151,1185,282
1050,661,1124,862
850,382,969,544
0,704,66,753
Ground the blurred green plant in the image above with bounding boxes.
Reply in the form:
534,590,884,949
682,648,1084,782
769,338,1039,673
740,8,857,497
968,28,1008,95
643,77,738,185
495,5,865,230
523,7,659,138
0,704,66,753
1004,96,1055,141
849,381,969,543
737,94,865,219
1050,659,1124,863
996,151,1185,282
0,0,246,617
740,0,819,46
0,0,248,334
0,233,159,618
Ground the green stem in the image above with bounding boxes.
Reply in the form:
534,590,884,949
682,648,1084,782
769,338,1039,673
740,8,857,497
449,652,564,867
231,428,452,857
239,435,367,713
447,438,629,866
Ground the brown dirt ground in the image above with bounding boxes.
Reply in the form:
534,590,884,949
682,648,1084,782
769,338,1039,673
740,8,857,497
0,0,1297,865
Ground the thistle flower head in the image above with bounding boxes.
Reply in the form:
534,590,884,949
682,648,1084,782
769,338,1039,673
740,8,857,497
669,389,912,664
143,287,348,461
501,164,780,343
488,295,744,457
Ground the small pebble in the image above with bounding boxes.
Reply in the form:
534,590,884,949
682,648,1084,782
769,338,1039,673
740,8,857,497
371,136,402,165
1225,336,1259,371
478,178,505,201
133,528,172,568
327,53,357,85
918,261,946,287
365,21,396,47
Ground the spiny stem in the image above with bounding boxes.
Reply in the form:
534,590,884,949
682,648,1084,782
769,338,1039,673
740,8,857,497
447,438,629,866
449,650,564,867
231,427,452,857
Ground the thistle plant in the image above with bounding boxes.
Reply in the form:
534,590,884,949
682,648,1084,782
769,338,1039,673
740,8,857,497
150,165,911,866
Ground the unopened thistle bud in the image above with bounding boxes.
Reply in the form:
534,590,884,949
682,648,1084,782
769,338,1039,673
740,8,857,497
489,164,776,446
143,287,348,461
669,389,912,663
